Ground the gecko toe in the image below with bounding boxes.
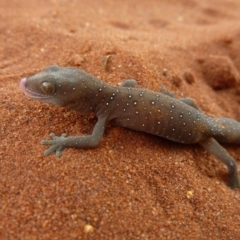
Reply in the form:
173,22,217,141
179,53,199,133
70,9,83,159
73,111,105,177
41,139,54,145
43,144,64,156
56,146,64,157
44,145,57,156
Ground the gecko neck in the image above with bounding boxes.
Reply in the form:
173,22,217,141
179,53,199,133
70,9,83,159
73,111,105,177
65,78,117,116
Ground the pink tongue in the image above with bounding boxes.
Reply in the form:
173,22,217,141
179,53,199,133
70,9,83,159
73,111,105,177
19,78,27,92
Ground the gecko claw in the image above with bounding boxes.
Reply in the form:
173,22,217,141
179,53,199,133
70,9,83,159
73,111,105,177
41,133,67,156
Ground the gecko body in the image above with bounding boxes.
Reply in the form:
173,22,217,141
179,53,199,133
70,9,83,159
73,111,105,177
20,65,240,188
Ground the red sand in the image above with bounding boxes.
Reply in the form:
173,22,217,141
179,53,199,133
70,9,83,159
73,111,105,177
1,0,240,239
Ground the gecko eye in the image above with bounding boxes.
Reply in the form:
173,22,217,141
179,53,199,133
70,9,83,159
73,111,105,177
40,81,54,94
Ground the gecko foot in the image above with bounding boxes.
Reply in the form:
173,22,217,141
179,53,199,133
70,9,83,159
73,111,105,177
41,133,67,156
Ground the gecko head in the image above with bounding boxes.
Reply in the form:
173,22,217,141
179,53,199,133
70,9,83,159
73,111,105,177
20,65,94,108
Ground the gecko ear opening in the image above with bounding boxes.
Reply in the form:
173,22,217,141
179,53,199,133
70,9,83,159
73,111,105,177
40,81,55,94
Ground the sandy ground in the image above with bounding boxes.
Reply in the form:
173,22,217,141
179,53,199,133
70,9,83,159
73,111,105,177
1,0,240,239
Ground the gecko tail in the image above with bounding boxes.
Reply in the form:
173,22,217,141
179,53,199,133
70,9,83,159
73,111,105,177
200,137,240,188
213,118,240,144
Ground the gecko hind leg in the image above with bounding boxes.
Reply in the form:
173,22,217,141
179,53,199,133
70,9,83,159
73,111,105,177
159,87,200,110
180,98,199,110
120,79,137,88
159,86,176,97
200,137,240,188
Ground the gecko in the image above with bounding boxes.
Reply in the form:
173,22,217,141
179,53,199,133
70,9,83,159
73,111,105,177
20,65,240,189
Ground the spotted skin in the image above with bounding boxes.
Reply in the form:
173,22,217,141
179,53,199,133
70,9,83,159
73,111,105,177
20,65,240,189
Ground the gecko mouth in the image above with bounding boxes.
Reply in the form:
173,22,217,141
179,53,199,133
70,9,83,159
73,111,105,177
20,77,52,99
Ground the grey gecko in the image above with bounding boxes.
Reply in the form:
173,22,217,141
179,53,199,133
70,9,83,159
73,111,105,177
20,65,240,189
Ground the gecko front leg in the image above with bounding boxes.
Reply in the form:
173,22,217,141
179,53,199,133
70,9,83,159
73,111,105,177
41,117,108,156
